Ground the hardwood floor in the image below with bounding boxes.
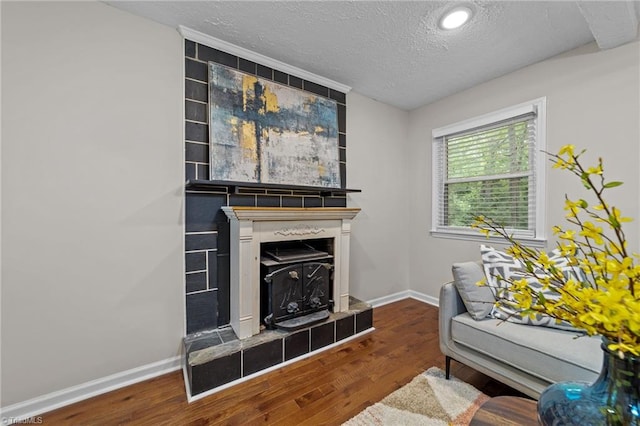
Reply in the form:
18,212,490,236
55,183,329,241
41,299,523,425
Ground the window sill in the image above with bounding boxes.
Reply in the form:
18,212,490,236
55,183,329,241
430,230,547,248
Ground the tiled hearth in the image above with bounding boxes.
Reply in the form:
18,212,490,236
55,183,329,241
184,297,373,398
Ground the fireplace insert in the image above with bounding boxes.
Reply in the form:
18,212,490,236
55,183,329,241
260,240,334,330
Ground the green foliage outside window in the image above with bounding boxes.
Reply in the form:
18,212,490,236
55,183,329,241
444,120,531,230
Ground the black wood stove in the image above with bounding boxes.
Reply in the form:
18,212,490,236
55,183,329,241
260,240,334,331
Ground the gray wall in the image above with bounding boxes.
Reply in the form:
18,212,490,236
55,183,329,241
347,92,411,302
1,2,183,405
407,40,640,299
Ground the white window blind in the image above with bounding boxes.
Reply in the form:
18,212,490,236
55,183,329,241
431,98,546,244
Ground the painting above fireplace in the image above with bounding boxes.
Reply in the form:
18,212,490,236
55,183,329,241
208,62,341,188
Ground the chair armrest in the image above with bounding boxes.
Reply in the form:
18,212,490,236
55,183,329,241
439,281,467,355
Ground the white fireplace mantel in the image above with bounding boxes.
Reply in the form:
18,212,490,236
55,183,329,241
222,207,361,339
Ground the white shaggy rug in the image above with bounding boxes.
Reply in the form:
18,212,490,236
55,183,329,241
343,367,490,426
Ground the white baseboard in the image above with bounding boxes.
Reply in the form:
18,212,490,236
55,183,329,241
0,356,182,423
367,290,411,307
367,290,438,308
407,290,439,307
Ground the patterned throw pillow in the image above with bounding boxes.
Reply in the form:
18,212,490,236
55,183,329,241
480,244,584,331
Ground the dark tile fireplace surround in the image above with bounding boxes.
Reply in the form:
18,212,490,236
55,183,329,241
183,39,373,397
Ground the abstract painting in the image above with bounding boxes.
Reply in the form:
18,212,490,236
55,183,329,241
208,62,341,188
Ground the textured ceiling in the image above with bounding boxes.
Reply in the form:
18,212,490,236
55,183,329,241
104,1,640,110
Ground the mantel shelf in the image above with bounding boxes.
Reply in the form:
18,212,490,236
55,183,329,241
185,179,361,196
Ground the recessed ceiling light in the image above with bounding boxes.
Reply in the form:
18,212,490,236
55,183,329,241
439,6,472,30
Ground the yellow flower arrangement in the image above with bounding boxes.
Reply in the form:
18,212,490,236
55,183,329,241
473,145,640,358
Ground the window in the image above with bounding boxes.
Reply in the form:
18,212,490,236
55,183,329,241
431,98,546,246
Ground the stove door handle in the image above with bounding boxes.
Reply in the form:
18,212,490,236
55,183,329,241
307,263,333,278
264,265,300,283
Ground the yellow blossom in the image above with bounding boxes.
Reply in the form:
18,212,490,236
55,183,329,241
564,199,582,218
558,229,576,241
559,242,578,257
579,222,604,245
593,203,608,211
586,165,603,175
608,242,623,255
610,206,632,228
558,144,575,157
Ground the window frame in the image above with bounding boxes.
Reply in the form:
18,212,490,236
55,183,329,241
430,97,547,247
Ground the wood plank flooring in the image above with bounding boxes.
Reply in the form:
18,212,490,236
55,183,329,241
40,298,524,425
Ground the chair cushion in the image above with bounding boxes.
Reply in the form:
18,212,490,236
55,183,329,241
452,261,495,320
451,312,602,384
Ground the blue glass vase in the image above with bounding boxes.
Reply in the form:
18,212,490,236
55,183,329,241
537,339,640,425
